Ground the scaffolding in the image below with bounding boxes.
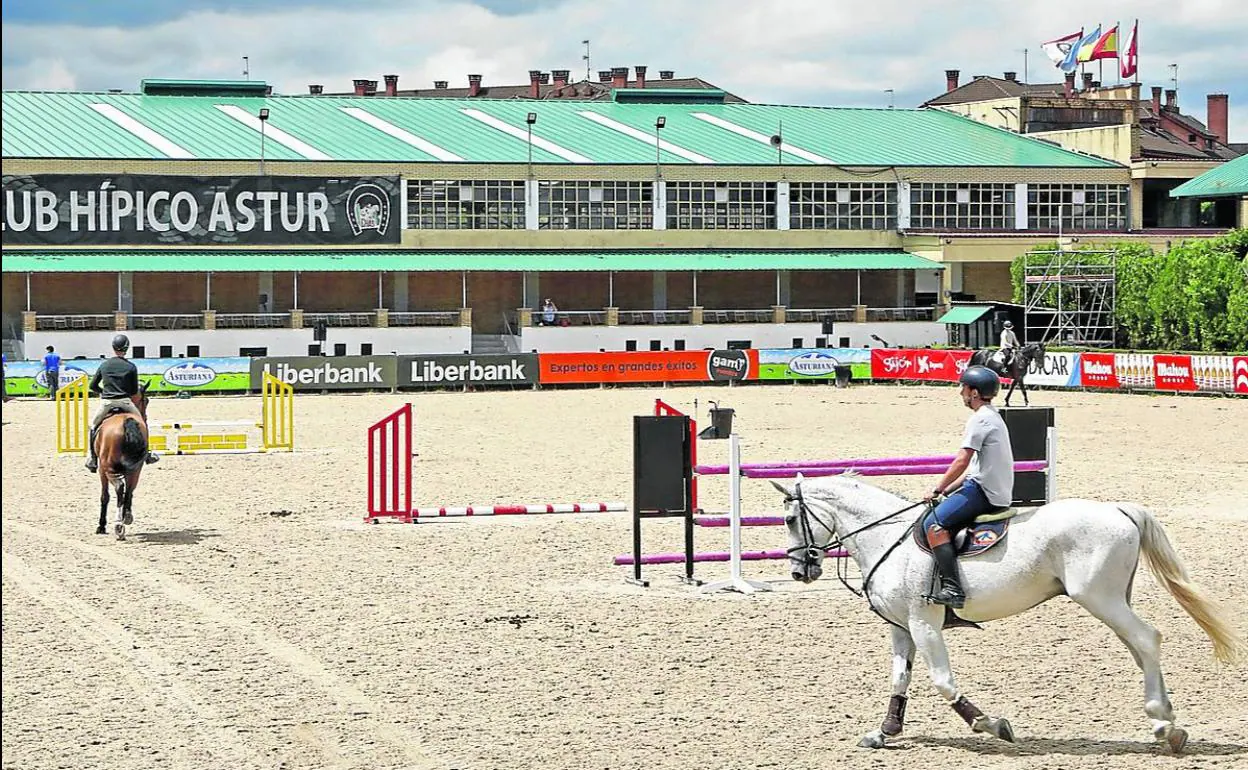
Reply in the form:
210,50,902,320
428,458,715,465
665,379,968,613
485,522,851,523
1022,247,1117,347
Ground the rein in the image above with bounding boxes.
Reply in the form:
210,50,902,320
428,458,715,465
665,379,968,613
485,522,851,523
785,483,928,605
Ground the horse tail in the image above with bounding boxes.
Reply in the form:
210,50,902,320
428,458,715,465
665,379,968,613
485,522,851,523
111,417,148,475
1118,503,1243,665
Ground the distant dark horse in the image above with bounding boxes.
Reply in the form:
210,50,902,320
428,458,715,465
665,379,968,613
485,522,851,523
96,382,150,539
970,342,1046,407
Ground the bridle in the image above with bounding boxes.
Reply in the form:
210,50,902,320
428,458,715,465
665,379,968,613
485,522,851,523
783,481,927,604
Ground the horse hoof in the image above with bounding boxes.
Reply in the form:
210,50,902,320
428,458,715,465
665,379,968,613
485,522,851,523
857,730,886,749
1167,727,1188,754
122,512,133,525
114,523,126,541
95,526,107,535
995,718,1015,743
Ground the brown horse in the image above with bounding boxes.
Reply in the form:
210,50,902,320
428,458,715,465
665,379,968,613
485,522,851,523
95,382,150,539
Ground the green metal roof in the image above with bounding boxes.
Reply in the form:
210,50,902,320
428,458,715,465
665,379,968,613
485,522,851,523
936,305,994,324
1169,155,1248,198
2,249,941,273
1,90,1120,168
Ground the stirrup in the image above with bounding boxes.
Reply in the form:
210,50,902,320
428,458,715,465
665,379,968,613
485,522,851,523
925,586,966,609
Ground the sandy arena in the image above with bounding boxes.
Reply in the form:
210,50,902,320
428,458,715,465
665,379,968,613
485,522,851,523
2,384,1246,770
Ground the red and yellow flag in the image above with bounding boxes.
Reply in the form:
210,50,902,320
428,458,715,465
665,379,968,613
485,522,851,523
1087,25,1119,61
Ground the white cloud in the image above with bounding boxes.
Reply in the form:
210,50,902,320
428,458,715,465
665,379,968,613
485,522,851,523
2,0,1246,139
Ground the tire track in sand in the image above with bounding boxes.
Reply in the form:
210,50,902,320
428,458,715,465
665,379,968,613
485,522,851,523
2,551,269,769
7,521,442,770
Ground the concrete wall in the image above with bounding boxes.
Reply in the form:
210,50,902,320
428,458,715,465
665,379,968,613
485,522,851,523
1031,124,1136,165
25,327,472,359
519,321,945,352
934,97,1022,132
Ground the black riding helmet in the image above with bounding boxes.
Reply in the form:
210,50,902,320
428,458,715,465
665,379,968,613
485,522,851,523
111,333,130,352
959,365,1000,399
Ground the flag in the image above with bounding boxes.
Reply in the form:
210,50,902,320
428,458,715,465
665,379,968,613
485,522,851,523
1042,31,1082,68
1060,28,1086,72
1087,24,1119,61
1121,20,1139,78
1076,25,1103,63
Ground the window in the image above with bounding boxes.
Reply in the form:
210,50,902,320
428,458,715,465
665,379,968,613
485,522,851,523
1027,184,1128,231
186,345,200,357
159,345,173,358
407,180,526,229
132,346,146,359
666,182,776,229
538,181,653,229
790,182,897,230
911,183,1015,229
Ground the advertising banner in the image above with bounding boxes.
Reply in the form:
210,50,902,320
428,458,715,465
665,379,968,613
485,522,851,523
755,348,872,381
1,356,251,396
870,349,972,382
249,356,397,390
1237,357,1248,395
1079,352,1120,388
537,350,756,385
1113,353,1155,389
2,174,401,246
1019,351,1080,387
399,354,539,388
1189,355,1239,392
1152,354,1197,392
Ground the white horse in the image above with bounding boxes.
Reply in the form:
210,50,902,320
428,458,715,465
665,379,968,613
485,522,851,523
772,474,1242,753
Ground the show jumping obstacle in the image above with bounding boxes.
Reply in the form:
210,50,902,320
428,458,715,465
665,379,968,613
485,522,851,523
620,400,1057,589
365,403,625,523
55,372,294,456
148,373,294,454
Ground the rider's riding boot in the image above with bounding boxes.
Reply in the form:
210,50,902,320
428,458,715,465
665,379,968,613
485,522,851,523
926,525,966,608
84,428,99,472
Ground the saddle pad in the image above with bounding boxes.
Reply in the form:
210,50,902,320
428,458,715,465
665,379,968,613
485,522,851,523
913,518,1010,558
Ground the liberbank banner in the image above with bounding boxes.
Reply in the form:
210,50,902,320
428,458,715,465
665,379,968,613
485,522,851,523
2,174,400,246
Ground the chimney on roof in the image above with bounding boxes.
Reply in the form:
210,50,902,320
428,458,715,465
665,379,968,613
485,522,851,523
434,80,448,89
1082,72,1094,91
384,74,398,97
1003,71,1017,82
599,69,612,83
634,65,647,89
1151,86,1162,114
1064,72,1075,98
1207,93,1229,145
659,69,674,80
552,69,569,89
365,80,378,96
468,74,483,97
529,69,542,99
308,84,324,95
611,67,628,89
945,69,960,92
353,78,369,96
1164,88,1176,110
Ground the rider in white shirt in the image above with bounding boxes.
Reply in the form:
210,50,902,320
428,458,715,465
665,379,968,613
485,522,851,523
999,321,1020,369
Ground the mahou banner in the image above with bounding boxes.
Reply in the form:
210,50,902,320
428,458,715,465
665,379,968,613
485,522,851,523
2,174,400,246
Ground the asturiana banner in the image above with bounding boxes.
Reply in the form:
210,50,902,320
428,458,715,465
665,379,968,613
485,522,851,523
2,357,250,396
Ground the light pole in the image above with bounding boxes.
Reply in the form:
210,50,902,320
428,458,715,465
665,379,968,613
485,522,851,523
258,108,269,176
654,116,666,175
525,112,537,178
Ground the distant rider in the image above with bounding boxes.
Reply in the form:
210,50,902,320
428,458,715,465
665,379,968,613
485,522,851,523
999,320,1020,369
920,366,1014,608
84,334,160,472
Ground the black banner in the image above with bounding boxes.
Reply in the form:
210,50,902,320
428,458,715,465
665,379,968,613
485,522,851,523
399,354,539,387
2,174,400,246
250,356,398,391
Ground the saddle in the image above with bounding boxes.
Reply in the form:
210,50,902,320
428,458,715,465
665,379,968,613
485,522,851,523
913,506,1021,558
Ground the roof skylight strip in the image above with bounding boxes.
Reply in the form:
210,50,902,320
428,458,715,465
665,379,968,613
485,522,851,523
576,112,714,164
214,104,332,160
690,112,833,164
340,107,464,162
89,104,195,159
459,109,593,163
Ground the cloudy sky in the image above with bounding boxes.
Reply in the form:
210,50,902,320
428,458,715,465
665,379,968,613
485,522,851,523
3,0,1246,141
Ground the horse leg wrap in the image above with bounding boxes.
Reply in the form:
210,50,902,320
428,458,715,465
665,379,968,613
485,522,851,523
950,695,985,727
881,695,908,736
